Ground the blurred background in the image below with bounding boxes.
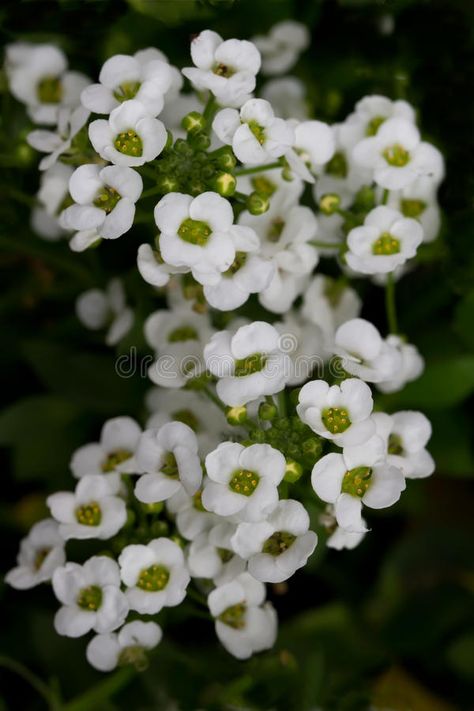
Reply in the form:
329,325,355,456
0,0,473,709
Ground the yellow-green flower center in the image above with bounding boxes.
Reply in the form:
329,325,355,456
178,218,212,246
77,585,103,611
75,502,102,526
388,433,404,455
267,217,285,242
168,325,199,342
326,151,348,178
161,452,179,478
229,469,260,496
172,408,199,432
213,63,235,78
224,251,247,277
34,548,50,570
372,232,401,256
251,176,277,197
341,466,372,497
218,602,246,628
94,186,121,214
262,530,296,556
114,130,143,157
234,352,267,377
321,407,351,434
113,81,141,103
248,120,266,145
102,449,132,473
366,115,386,136
118,646,149,671
137,564,170,591
37,75,63,104
383,143,410,167
401,199,426,218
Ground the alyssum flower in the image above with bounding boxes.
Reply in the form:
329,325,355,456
87,621,162,672
6,519,66,590
70,415,141,480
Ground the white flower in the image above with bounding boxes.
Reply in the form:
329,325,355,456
239,192,319,313
86,621,162,672
274,312,326,386
346,205,423,275
253,21,309,75
297,378,375,446
182,30,261,108
137,243,187,289
260,77,308,121
70,416,141,480
166,488,218,541
384,176,442,243
47,474,127,540
286,120,336,182
345,95,416,141
373,411,435,479
376,336,424,393
353,117,443,190
5,519,66,590
134,423,202,504
212,99,294,165
89,99,167,167
208,571,277,659
334,318,402,383
75,279,133,345
231,499,317,583
81,49,174,116
6,42,89,125
155,191,237,286
204,321,291,407
187,522,245,585
203,225,275,310
320,507,367,551
60,164,142,241
119,538,190,614
27,105,90,171
31,162,73,240
301,275,362,345
311,435,406,532
52,557,128,638
202,442,285,522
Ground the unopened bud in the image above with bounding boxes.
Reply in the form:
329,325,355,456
284,459,303,483
214,146,237,170
190,132,211,150
319,193,341,215
181,111,206,134
141,502,164,514
258,401,277,421
226,405,248,425
247,191,270,215
213,172,236,197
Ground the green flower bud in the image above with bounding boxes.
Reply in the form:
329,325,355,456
319,193,341,215
213,172,236,197
353,185,375,212
284,459,303,483
174,138,193,157
226,405,248,425
190,132,211,150
156,175,180,193
141,502,164,515
258,401,277,421
150,520,169,537
213,146,237,170
247,191,270,215
181,111,206,134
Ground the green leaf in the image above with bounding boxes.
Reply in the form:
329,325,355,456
454,291,474,351
126,0,212,24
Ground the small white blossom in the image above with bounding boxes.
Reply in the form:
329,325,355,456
119,538,190,614
187,522,245,585
76,279,133,344
373,411,435,479
253,21,310,76
27,105,90,171
301,275,362,345
182,30,261,108
384,176,442,243
86,621,162,672
320,507,367,551
137,243,187,289
52,556,128,637
376,336,424,393
6,519,66,590
231,499,318,583
212,99,294,165
166,488,218,541
47,474,127,540
208,572,277,659
89,99,167,167
202,442,285,522
204,321,291,407
275,312,326,385
334,318,402,383
286,120,336,182
297,378,375,446
345,95,416,141
31,162,73,240
70,416,141,480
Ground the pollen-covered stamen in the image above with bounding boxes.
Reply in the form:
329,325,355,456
113,81,141,103
114,130,143,157
248,120,266,145
213,63,235,78
137,564,170,591
341,466,372,497
229,469,260,496
168,325,199,342
75,502,102,526
326,151,348,178
321,407,351,434
37,75,63,103
372,232,401,255
234,352,267,377
401,199,426,218
76,585,103,611
161,452,179,478
218,602,246,629
383,143,410,167
224,251,247,277
267,217,285,242
262,530,296,556
102,449,132,473
34,548,50,570
388,433,404,455
251,176,277,197
366,115,386,136
178,218,212,246
94,186,121,214
172,408,200,432
118,646,149,671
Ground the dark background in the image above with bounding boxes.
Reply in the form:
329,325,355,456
0,0,473,709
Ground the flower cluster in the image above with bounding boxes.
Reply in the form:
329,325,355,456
5,23,441,670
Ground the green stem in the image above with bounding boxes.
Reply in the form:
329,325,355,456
187,586,209,607
63,668,135,711
234,161,282,177
233,191,248,203
385,272,398,334
278,390,287,418
308,239,342,250
203,96,218,125
140,185,163,199
0,656,58,709
201,385,226,413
